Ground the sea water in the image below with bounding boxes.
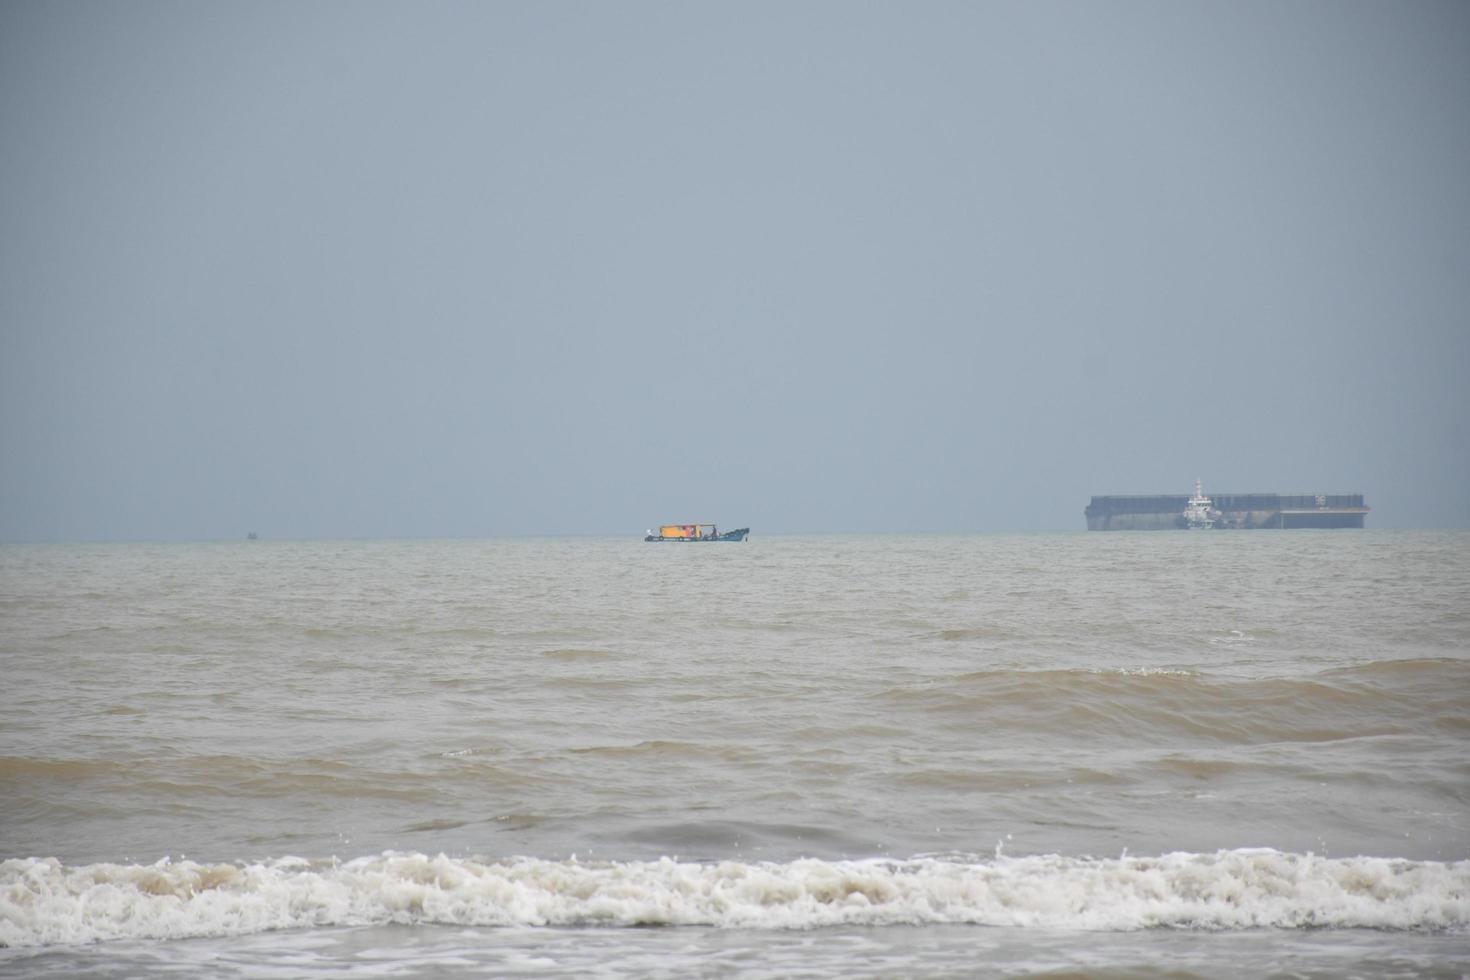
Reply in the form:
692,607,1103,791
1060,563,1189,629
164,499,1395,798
1,531,1467,976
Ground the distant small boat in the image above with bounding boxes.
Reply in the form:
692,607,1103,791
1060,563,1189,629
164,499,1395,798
246,531,259,540
1182,479,1221,530
644,523,749,542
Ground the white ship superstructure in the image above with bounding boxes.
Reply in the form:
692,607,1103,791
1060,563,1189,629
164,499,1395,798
1183,479,1221,530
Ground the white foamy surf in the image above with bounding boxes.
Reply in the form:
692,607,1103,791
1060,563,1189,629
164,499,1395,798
3,849,1466,947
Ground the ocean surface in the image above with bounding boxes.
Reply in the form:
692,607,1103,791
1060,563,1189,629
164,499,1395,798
1,531,1467,977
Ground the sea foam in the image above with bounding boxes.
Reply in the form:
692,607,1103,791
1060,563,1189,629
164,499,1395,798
2,849,1466,947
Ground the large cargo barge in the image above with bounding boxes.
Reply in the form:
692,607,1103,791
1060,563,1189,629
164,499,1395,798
1085,486,1368,530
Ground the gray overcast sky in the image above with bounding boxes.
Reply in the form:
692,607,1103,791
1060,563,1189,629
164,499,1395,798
1,1,1467,539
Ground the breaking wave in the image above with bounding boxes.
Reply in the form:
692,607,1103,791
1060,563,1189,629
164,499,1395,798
3,849,1466,947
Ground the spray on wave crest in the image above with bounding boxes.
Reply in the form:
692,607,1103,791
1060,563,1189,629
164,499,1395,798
2,849,1466,946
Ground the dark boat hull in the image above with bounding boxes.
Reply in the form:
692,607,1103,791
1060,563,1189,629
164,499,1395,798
645,528,749,542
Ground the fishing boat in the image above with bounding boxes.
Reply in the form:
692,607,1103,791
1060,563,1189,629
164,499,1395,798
644,524,749,542
1182,479,1221,529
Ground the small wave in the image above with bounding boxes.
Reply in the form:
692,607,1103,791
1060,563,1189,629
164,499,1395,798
401,819,468,833
567,740,742,761
540,648,618,662
871,662,1468,744
1110,667,1198,677
1321,657,1470,680
935,627,1015,642
939,667,1200,689
1,849,1465,947
894,766,1127,791
0,757,128,781
540,676,638,691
